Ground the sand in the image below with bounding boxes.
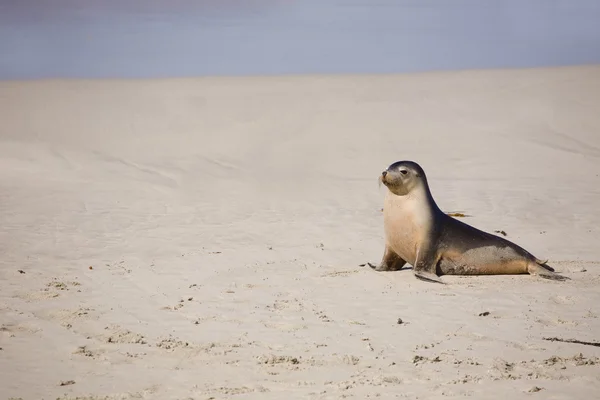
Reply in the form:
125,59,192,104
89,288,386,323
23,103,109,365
1,65,600,399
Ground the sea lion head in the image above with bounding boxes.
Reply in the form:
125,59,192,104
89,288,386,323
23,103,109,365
380,160,427,196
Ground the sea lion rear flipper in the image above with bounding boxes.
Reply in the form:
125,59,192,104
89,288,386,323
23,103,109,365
534,258,555,272
528,262,570,281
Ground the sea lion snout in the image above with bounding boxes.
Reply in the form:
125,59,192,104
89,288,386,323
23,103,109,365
379,170,389,186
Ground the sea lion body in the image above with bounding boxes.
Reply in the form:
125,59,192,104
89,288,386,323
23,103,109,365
371,160,567,283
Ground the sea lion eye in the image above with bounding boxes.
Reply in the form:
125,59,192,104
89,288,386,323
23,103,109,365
400,169,408,175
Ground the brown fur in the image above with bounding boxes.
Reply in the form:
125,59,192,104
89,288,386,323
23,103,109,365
368,160,569,283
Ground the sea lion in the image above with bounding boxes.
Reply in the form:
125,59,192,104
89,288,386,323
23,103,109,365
368,160,568,283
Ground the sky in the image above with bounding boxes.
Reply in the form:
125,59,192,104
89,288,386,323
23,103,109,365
1,0,599,79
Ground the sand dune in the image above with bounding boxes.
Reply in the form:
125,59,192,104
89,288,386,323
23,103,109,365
1,65,600,399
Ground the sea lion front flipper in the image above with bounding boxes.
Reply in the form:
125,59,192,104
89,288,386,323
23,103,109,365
412,245,444,283
413,270,445,284
367,246,407,271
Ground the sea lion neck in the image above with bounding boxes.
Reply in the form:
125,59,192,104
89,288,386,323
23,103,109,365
419,179,442,214
394,175,436,201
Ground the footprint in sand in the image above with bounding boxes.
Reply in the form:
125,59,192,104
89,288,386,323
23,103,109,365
72,345,107,360
37,307,99,329
1,322,41,338
200,384,270,396
54,384,161,400
101,325,148,345
15,279,82,302
550,295,576,305
534,317,579,327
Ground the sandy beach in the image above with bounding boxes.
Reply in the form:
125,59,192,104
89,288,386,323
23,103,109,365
1,65,600,399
